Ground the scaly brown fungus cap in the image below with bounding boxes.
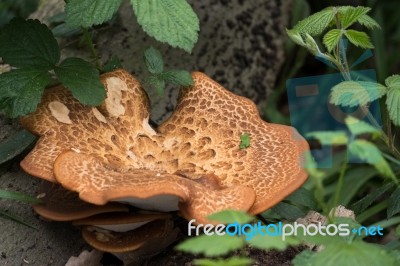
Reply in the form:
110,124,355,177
20,69,308,222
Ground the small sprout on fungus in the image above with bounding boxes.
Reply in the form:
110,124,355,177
239,133,250,149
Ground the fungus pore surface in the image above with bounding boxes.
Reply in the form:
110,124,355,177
20,69,309,222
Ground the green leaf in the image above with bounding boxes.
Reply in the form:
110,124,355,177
176,235,244,257
306,131,348,146
345,116,381,137
0,129,36,164
292,7,335,36
330,81,387,107
0,18,59,69
307,240,396,266
207,210,254,224
52,23,81,38
385,75,400,88
102,56,123,73
388,187,400,218
344,29,374,49
286,29,306,46
304,33,321,55
239,133,250,149
248,234,300,251
272,202,306,221
65,0,122,28
194,257,253,266
0,68,50,117
339,6,371,29
147,75,166,96
0,189,41,204
292,250,315,266
348,140,395,180
323,29,342,52
284,187,317,210
144,46,164,74
357,14,380,30
386,87,400,126
160,70,194,86
351,183,394,214
131,0,199,52
54,58,106,106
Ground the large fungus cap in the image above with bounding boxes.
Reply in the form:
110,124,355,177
21,69,308,222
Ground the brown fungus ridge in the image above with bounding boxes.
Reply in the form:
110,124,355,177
20,69,308,221
33,182,129,221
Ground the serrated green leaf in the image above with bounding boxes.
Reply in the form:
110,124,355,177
292,250,315,266
339,6,371,29
194,257,253,266
207,210,254,224
272,202,306,221
55,58,106,106
284,187,317,210
0,189,41,204
239,133,250,149
0,129,36,164
144,46,164,74
304,33,320,55
386,87,400,126
65,0,122,28
131,0,199,52
388,187,400,218
351,183,394,214
292,7,335,36
176,235,244,257
323,29,342,52
348,140,395,180
0,68,50,117
345,116,381,137
306,131,348,146
330,81,387,107
147,75,166,96
248,234,300,251
385,75,400,88
0,18,59,69
357,14,380,30
344,29,374,49
160,70,194,86
308,240,396,266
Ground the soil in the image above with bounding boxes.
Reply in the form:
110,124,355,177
0,0,296,265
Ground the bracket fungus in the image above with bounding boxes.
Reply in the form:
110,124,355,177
20,69,308,254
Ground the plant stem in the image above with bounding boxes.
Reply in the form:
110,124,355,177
81,27,101,70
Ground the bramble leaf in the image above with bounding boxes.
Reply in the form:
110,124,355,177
386,87,400,126
144,46,164,74
207,210,253,224
176,235,244,257
344,29,374,49
0,18,59,70
54,58,106,106
0,68,50,117
131,0,199,52
248,234,300,251
357,14,380,30
345,116,381,137
291,7,335,36
339,6,371,29
388,187,400,218
160,70,193,86
348,140,395,180
65,0,122,27
0,129,36,164
330,81,387,107
385,75,400,88
323,29,342,52
306,131,348,146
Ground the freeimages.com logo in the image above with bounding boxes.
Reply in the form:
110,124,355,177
188,220,383,241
